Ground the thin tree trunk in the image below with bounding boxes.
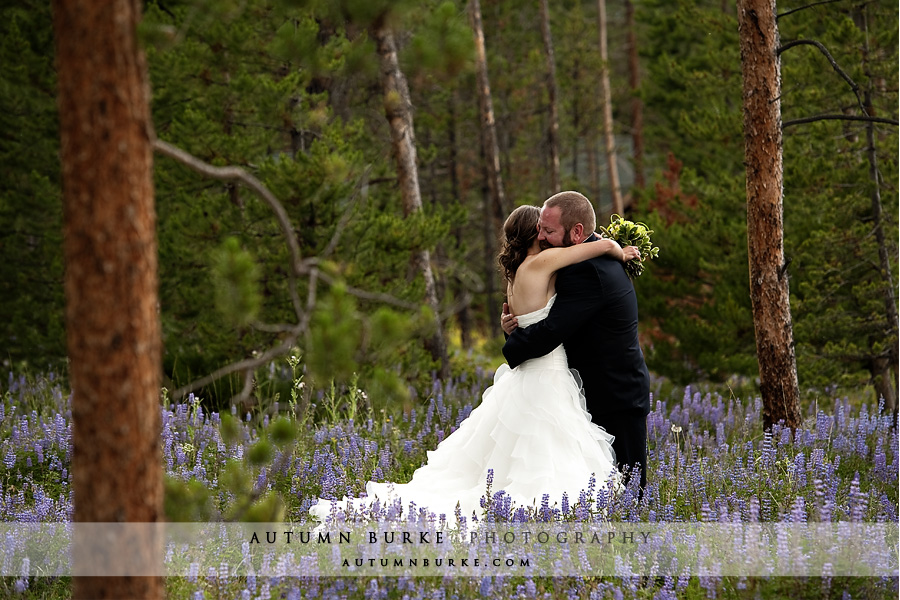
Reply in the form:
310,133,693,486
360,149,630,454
448,91,473,349
859,8,898,413
372,14,450,380
864,96,898,412
539,0,561,193
572,56,580,181
597,0,624,215
737,0,801,430
481,140,500,338
625,0,645,190
51,0,163,597
587,133,600,212
469,0,507,223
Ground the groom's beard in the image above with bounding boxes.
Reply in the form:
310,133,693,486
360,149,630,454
539,229,576,251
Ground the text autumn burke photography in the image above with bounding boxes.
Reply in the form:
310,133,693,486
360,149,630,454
246,528,653,546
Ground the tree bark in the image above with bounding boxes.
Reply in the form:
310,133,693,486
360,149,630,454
469,0,507,223
597,0,624,215
372,14,450,381
539,0,561,193
737,0,801,430
51,0,163,597
625,0,645,190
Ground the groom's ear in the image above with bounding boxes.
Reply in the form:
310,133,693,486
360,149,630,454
571,223,585,242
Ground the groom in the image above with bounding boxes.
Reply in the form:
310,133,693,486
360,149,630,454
501,191,651,491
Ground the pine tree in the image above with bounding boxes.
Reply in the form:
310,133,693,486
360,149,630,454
52,0,164,596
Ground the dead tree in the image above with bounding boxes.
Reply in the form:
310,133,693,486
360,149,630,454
625,0,645,190
737,0,802,430
597,0,624,215
539,0,561,193
372,13,450,380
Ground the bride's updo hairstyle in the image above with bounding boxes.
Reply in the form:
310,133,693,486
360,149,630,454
498,205,540,282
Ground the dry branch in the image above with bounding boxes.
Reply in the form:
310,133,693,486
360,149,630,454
783,114,899,128
153,138,305,321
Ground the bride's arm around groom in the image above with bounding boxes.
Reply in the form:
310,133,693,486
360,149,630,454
501,191,651,491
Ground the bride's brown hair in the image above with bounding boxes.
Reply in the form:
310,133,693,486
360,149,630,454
498,205,540,282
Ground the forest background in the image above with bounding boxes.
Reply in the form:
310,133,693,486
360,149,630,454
1,0,897,414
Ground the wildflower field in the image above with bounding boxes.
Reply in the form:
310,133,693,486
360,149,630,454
0,368,897,599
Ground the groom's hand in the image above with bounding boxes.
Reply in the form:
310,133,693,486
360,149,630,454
501,302,518,335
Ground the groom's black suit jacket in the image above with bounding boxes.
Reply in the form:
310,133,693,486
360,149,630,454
502,236,651,420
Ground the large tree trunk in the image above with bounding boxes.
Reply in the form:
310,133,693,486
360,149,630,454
469,0,507,223
539,0,561,193
372,15,450,381
51,0,164,597
597,0,624,215
736,0,801,430
625,0,645,190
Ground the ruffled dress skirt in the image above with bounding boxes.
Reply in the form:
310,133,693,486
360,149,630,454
308,296,618,523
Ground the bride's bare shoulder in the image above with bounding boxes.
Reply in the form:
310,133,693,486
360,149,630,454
509,260,555,314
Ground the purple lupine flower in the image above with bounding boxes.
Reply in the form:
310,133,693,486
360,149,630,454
479,576,492,596
4,449,15,470
856,430,869,458
793,453,807,488
848,473,866,522
540,493,553,522
789,496,807,523
821,562,833,596
874,450,888,481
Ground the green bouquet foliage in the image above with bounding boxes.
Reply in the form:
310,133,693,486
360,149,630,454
599,214,659,279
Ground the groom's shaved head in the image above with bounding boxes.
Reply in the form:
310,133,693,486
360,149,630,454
543,191,596,236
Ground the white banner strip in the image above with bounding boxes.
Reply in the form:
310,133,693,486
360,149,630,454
1,522,896,577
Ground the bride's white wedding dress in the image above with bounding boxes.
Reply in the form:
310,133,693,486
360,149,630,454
308,295,618,523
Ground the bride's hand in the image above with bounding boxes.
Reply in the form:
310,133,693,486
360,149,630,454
501,303,518,335
623,246,641,262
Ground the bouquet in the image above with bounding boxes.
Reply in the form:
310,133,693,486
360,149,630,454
599,214,659,279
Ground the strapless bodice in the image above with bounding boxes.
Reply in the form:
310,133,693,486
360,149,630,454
514,295,569,371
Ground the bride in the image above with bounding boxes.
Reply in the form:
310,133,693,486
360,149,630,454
308,205,639,523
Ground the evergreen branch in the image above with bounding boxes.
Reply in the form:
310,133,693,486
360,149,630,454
783,114,899,129
777,0,845,20
152,138,305,321
776,39,864,111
